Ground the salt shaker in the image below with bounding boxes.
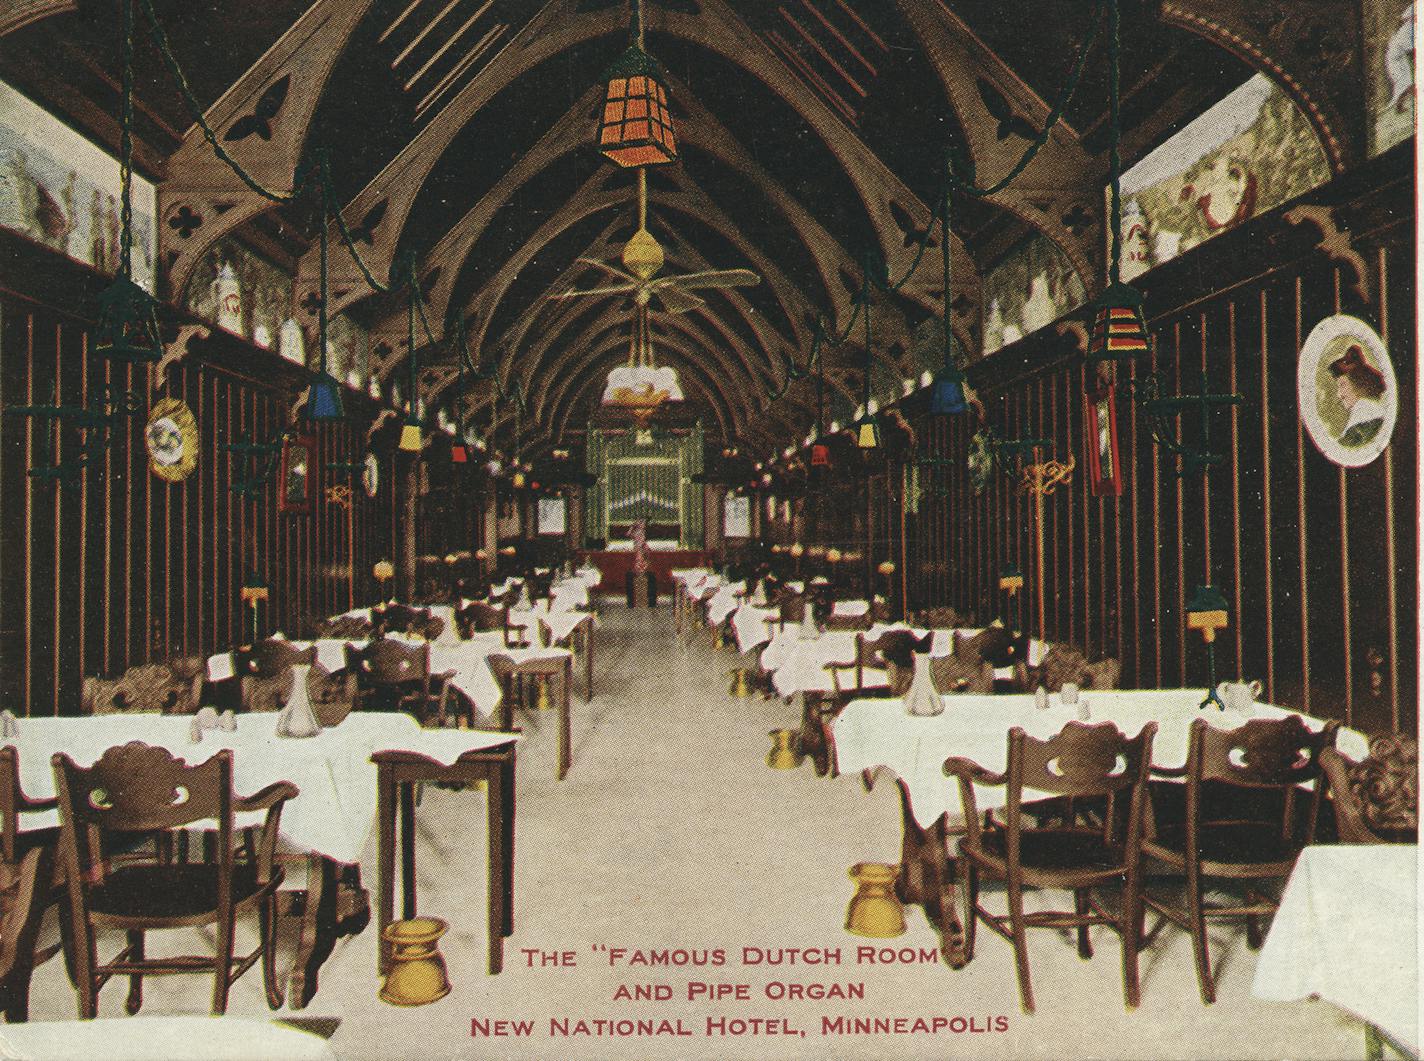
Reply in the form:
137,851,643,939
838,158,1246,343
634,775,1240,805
1076,695,1091,722
1034,686,1049,711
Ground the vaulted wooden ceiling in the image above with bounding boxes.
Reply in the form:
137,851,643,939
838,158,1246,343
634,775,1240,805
0,0,1364,456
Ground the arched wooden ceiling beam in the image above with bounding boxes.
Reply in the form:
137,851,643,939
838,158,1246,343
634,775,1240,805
1159,0,1361,172
273,0,943,340
0,0,76,37
894,0,1103,295
157,0,378,299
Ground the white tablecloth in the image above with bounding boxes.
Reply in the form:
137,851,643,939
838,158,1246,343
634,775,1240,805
0,1016,339,1060
706,583,747,626
509,600,594,645
1252,844,1418,1050
756,626,954,698
731,605,780,653
832,690,1370,829
7,714,517,865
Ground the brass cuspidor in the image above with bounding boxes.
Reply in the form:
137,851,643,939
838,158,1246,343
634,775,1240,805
379,917,452,1006
766,729,802,770
844,863,907,938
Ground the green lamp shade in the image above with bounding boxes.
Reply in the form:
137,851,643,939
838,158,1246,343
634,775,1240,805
94,276,163,364
999,563,1024,593
1187,583,1229,639
303,372,345,421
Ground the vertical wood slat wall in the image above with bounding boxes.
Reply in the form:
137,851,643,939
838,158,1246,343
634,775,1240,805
903,153,1415,737
0,246,396,717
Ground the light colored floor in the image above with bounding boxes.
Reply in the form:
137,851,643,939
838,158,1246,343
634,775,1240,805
23,603,1369,1060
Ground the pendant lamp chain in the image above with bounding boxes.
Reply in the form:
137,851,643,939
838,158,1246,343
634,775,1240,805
118,0,135,282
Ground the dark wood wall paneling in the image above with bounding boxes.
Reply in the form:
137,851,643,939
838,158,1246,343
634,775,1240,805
894,146,1414,737
0,229,398,716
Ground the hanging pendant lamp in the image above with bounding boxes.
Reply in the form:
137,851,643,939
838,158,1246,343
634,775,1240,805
1088,0,1150,363
95,0,162,365
855,278,879,450
597,0,677,168
398,255,423,454
930,180,968,415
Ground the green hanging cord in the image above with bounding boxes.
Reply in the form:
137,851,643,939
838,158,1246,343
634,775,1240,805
316,150,331,379
406,253,419,423
860,265,874,412
118,0,135,281
941,167,953,371
138,0,307,203
1107,0,1123,287
944,0,1104,199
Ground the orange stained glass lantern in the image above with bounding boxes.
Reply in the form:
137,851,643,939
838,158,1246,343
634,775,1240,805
810,443,830,467
1088,282,1150,361
598,46,678,168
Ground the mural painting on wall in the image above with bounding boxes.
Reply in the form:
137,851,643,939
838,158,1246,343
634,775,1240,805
981,231,1086,355
183,237,292,352
1297,314,1398,469
1366,0,1414,156
1116,74,1330,284
0,80,156,291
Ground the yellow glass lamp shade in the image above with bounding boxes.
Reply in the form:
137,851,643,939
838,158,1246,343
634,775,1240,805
825,548,842,564
789,543,805,558
373,560,395,582
1187,584,1230,643
597,47,678,168
398,420,422,453
856,416,880,449
877,561,896,576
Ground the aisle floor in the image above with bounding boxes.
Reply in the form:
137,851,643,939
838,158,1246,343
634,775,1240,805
24,603,1366,1059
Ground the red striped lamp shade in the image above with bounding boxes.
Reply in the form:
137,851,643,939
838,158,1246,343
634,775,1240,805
598,46,677,168
1088,282,1150,361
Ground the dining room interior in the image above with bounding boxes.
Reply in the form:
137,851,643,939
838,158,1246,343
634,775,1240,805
0,0,1416,1058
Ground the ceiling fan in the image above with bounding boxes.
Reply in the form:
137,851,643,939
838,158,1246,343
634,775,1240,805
548,169,761,314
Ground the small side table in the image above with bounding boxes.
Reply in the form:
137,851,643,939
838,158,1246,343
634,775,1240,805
372,743,517,977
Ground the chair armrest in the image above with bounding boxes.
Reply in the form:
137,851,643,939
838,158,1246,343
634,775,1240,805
234,780,300,814
942,757,1007,786
1148,763,1188,778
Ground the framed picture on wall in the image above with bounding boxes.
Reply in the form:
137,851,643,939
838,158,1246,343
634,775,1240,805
279,434,315,514
1084,375,1124,496
1298,314,1397,468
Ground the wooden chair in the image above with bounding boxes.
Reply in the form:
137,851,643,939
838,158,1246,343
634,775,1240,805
456,601,528,648
81,662,204,716
929,653,995,694
232,640,316,680
52,743,294,1017
914,606,969,630
870,631,934,696
314,615,373,641
944,720,1158,1013
371,603,442,640
1028,644,1121,692
824,635,882,695
1320,735,1417,844
344,640,456,727
0,746,65,1021
238,662,357,728
1141,715,1339,1004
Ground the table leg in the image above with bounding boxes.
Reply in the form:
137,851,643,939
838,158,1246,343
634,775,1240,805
583,622,594,702
486,762,504,975
501,755,515,938
399,782,417,920
556,657,572,780
376,765,394,976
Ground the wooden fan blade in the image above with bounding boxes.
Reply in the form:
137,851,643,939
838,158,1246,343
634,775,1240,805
652,286,706,314
546,282,638,300
575,258,640,284
655,269,761,290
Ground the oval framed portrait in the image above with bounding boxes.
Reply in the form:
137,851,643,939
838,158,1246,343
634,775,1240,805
1297,314,1397,468
363,451,380,498
144,398,199,482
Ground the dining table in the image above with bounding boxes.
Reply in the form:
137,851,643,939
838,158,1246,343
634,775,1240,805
1252,843,1418,1059
830,689,1370,968
4,711,519,1009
